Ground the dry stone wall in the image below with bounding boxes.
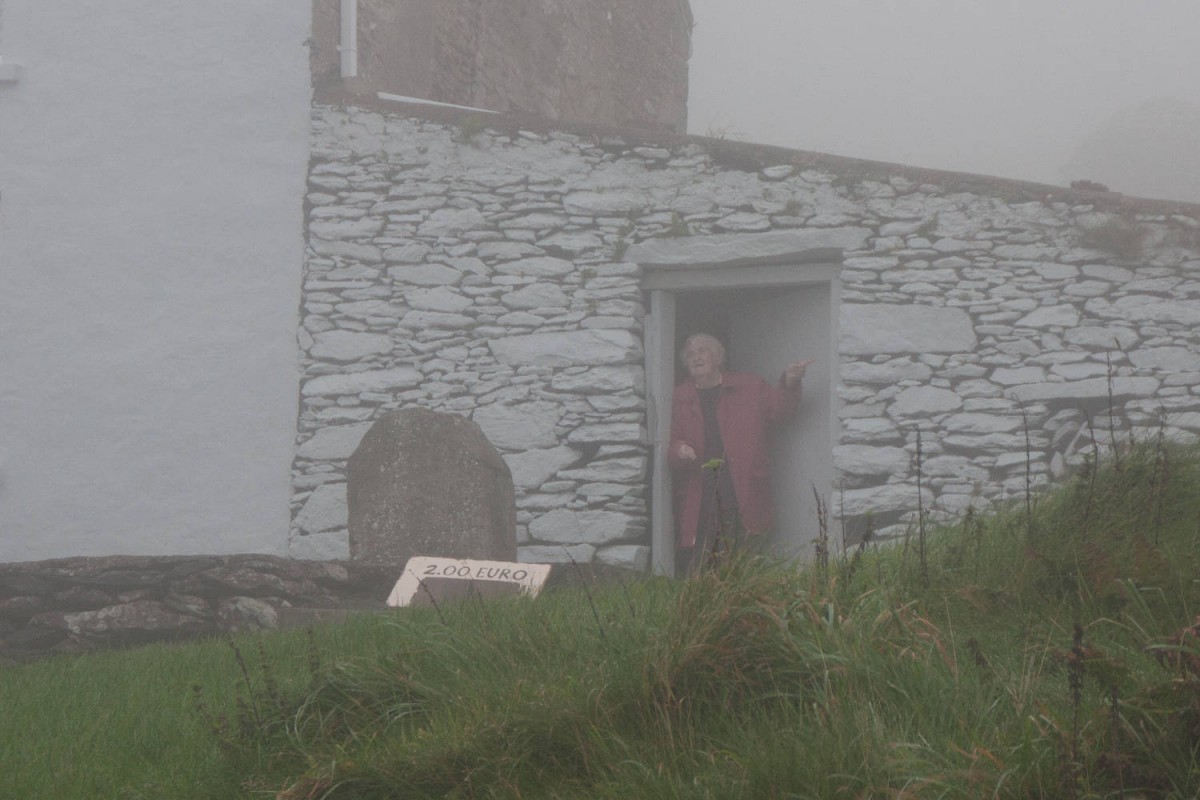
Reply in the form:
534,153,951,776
292,102,1200,562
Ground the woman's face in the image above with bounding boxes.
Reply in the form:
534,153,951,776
683,337,723,384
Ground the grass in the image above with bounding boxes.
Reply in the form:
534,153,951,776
4,442,1200,798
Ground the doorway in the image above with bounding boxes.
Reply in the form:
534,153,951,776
645,263,840,576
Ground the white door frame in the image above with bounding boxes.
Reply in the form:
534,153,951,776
645,262,841,576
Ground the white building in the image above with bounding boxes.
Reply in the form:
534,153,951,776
0,2,312,560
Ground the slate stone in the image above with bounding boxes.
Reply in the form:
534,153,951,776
490,330,641,367
1006,377,1160,403
347,408,517,568
625,227,871,267
297,424,374,461
528,509,637,545
1015,305,1080,328
840,304,976,355
302,367,422,397
833,445,910,476
596,545,651,571
889,386,963,416
294,483,348,534
503,446,581,490
474,402,560,450
309,331,394,362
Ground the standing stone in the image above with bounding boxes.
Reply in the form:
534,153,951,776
347,408,517,568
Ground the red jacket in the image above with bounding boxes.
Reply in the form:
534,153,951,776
668,372,800,547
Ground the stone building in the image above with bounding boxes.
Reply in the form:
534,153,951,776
291,99,1200,575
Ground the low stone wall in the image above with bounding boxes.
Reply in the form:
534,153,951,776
291,101,1200,562
0,555,395,663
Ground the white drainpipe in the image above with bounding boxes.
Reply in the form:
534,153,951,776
338,0,358,79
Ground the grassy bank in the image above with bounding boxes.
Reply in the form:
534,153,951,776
3,442,1200,798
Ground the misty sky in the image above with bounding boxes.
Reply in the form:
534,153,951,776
687,0,1200,191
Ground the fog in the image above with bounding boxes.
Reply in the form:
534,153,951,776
687,0,1200,202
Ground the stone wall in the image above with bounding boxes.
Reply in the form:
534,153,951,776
311,0,692,132
0,555,396,662
291,101,1200,565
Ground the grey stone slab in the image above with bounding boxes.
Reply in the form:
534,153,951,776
840,304,976,355
625,227,871,267
302,367,422,396
490,330,641,367
347,409,516,568
1006,377,1160,403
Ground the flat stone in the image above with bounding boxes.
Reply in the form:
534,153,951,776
991,367,1046,385
563,191,648,215
297,423,374,461
1051,363,1110,380
557,456,646,483
625,227,871,267
840,418,905,444
596,545,650,571
401,311,474,329
921,455,989,481
538,231,603,254
293,483,348,534
302,367,422,396
1015,305,1080,328
493,256,575,277
502,283,570,309
478,241,544,261
942,433,1030,454
406,287,472,313
1086,296,1200,326
503,446,581,490
1006,377,1160,403
490,330,641,367
310,217,385,239
288,530,350,560
715,212,771,232
566,423,645,445
550,366,645,393
528,509,637,545
833,445,910,476
1129,346,1200,372
942,413,1022,434
310,239,383,263
889,386,963,416
1082,264,1134,282
417,207,488,236
498,213,569,231
840,484,934,516
518,544,596,563
473,402,561,450
1063,326,1138,351
840,304,976,355
309,331,394,362
841,358,933,384
388,264,464,286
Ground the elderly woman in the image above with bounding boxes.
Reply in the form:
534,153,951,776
667,332,812,575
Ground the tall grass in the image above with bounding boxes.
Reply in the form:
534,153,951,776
3,442,1200,798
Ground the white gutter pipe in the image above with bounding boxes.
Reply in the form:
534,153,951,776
338,0,358,79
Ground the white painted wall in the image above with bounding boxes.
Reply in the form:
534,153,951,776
0,1,311,561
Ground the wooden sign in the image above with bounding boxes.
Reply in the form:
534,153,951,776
386,556,552,608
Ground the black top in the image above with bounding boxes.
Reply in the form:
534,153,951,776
697,385,724,460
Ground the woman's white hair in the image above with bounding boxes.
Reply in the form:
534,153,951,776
680,332,726,368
